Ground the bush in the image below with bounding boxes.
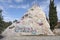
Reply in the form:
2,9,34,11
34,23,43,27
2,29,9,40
0,34,4,39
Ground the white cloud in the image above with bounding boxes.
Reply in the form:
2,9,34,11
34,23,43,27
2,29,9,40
14,0,24,3
9,4,30,9
17,4,29,9
0,6,16,22
1,10,13,22
57,4,60,20
9,5,14,8
0,6,4,10
4,16,19,22
2,10,19,22
57,3,60,12
7,0,12,3
0,0,4,2
0,0,12,3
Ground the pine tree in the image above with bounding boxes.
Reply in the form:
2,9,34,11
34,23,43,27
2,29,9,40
49,0,58,30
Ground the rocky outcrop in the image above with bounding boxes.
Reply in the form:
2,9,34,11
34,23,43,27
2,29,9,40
2,5,54,37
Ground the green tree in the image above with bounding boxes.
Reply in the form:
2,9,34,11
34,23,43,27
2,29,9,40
0,10,3,22
0,9,3,34
2,21,12,28
13,20,17,23
49,0,58,30
0,9,12,34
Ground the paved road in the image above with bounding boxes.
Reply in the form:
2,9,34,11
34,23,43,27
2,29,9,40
1,36,60,40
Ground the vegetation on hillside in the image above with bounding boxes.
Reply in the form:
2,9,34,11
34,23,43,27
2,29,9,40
0,9,12,34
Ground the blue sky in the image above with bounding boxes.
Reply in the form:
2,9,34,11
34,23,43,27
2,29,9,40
0,0,60,22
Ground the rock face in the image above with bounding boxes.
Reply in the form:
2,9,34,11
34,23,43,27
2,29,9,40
2,5,54,37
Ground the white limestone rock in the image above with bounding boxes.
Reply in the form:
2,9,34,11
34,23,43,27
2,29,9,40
2,5,54,37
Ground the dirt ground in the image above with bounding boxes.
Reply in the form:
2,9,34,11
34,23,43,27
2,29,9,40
1,36,60,40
